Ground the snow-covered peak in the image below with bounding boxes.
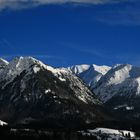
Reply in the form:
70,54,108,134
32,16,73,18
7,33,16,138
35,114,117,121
68,64,111,76
68,64,90,74
105,64,132,85
100,64,140,86
93,64,140,102
0,56,75,85
8,56,43,69
0,56,49,82
92,64,111,75
112,64,131,70
68,64,111,88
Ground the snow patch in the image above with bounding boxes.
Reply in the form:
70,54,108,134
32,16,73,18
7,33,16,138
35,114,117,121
45,89,51,94
78,95,87,104
0,120,8,126
114,104,134,110
58,77,66,82
0,58,9,66
92,64,111,75
126,106,134,110
114,104,128,110
46,66,59,74
91,128,135,137
33,66,40,73
79,128,136,139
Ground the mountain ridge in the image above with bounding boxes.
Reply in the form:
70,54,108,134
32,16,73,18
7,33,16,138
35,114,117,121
68,63,140,120
68,64,111,87
2,57,140,121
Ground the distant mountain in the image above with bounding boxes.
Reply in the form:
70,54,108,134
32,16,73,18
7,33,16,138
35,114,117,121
69,63,140,120
0,57,108,127
68,64,111,88
93,64,140,120
93,64,139,102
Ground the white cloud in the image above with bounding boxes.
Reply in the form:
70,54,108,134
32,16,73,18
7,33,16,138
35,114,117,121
0,0,134,11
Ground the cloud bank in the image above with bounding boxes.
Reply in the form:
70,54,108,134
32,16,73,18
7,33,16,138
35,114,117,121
0,0,136,11
0,0,139,26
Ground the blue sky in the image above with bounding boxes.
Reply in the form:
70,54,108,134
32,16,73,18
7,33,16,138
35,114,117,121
0,0,140,67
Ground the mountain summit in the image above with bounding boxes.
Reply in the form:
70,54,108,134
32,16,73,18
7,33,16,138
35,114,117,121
68,64,111,88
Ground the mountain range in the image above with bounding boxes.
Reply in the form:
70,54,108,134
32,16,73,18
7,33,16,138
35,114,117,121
68,63,140,120
1,57,140,127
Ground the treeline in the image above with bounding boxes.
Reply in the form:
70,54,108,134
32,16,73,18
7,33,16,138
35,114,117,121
0,126,97,140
